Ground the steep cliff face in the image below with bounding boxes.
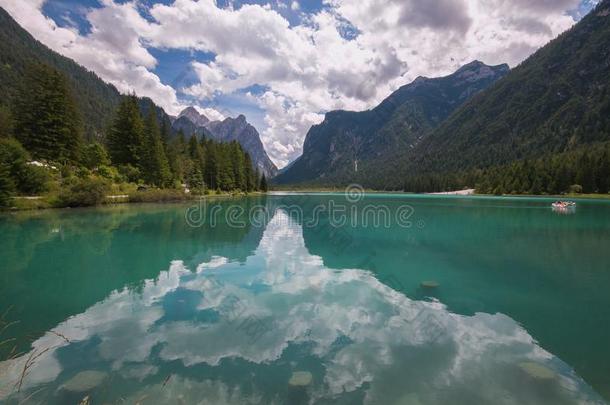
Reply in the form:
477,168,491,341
178,106,209,127
275,61,509,185
172,115,212,139
206,115,278,178
173,109,278,178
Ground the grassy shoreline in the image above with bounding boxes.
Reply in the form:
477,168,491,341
5,188,609,212
5,190,267,212
271,188,610,200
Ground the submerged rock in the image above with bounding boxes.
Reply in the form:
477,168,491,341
518,362,556,380
61,370,108,392
289,371,312,387
420,281,439,288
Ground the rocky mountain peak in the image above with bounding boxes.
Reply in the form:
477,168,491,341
178,106,209,127
173,108,278,178
454,60,510,84
456,60,486,72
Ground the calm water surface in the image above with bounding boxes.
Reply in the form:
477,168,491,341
1,194,610,404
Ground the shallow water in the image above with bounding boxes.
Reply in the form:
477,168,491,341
1,194,609,404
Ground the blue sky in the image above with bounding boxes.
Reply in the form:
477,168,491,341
2,0,601,167
40,0,331,135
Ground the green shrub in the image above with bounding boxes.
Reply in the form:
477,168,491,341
59,164,74,179
74,166,92,178
0,137,27,179
0,162,14,207
0,137,52,195
0,104,13,138
83,142,110,169
112,182,137,194
56,177,110,207
19,164,51,195
569,184,583,194
128,188,189,203
117,164,141,183
97,165,121,182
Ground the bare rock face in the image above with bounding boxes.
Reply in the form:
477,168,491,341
178,106,209,128
174,110,278,179
206,115,278,178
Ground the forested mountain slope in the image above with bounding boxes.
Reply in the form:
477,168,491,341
275,61,508,185
0,7,121,138
398,0,610,182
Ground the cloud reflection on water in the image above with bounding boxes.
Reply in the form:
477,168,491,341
0,210,604,404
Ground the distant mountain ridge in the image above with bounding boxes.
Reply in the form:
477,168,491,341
173,107,278,178
275,60,509,185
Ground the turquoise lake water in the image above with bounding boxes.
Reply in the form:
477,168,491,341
1,194,610,404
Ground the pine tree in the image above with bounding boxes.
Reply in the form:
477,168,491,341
0,104,13,138
186,135,205,190
198,136,207,179
107,94,144,167
165,129,187,184
188,135,203,161
576,152,596,193
0,160,14,207
204,141,217,190
166,143,182,185
231,141,246,191
254,168,261,191
216,144,234,190
142,109,171,187
260,173,268,192
160,119,170,150
596,150,610,193
186,162,204,191
175,129,186,155
13,63,83,163
83,142,110,169
244,153,255,192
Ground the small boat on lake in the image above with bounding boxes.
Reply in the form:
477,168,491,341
552,201,576,213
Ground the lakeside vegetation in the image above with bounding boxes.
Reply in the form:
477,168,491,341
401,141,610,195
0,63,267,210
